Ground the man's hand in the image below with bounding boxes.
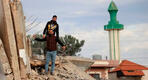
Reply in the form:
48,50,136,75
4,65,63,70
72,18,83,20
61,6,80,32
43,34,46,38
62,46,66,51
49,30,54,34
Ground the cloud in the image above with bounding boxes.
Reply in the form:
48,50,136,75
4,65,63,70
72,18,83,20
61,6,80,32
59,22,148,64
22,0,148,65
121,23,148,41
113,23,148,52
119,23,148,65
58,0,105,5
57,0,142,5
27,21,148,66
74,11,88,15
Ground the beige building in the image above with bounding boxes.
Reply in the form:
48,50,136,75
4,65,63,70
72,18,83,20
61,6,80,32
86,60,119,80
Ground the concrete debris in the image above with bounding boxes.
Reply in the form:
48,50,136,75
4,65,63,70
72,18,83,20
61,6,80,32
29,57,95,80
0,0,94,80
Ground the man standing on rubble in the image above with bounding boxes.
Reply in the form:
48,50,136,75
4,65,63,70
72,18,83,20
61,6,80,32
33,15,66,75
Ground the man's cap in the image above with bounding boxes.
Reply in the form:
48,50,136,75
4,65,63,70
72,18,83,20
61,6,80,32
52,15,57,18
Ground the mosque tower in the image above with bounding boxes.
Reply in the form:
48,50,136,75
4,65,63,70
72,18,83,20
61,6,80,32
104,1,124,61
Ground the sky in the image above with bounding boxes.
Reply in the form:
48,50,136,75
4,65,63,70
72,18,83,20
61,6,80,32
21,0,148,66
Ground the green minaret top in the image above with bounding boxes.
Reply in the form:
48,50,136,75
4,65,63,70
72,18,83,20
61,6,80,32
104,1,124,31
108,1,118,11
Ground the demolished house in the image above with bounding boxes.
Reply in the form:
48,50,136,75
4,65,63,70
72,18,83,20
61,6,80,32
0,0,95,80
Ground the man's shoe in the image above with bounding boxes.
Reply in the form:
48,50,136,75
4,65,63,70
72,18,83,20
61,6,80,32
43,72,48,75
50,72,54,75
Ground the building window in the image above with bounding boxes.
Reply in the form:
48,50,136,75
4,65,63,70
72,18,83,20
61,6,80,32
128,70,134,72
91,74,101,80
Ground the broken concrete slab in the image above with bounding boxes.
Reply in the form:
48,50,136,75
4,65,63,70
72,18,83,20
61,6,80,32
19,58,28,80
0,39,12,75
27,38,32,57
10,1,31,75
0,0,21,79
0,39,14,80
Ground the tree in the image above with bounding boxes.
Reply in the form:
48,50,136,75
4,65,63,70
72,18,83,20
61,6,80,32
28,34,85,56
27,34,46,55
58,35,85,56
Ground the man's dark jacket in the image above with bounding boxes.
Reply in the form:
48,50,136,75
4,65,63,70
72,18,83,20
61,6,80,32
35,20,64,51
43,20,60,40
35,35,64,51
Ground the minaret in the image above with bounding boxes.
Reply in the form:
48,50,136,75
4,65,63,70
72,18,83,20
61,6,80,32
104,1,124,61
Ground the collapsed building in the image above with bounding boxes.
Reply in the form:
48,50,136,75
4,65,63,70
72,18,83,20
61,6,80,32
1,0,148,80
0,0,95,80
30,56,95,80
0,0,32,79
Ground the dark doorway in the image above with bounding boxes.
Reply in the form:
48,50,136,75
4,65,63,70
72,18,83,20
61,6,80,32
91,74,101,80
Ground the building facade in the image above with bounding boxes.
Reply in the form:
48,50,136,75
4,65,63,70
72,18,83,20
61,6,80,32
86,60,119,80
109,60,148,80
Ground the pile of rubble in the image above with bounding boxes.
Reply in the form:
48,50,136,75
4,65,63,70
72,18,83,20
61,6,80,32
30,57,95,80
0,0,95,80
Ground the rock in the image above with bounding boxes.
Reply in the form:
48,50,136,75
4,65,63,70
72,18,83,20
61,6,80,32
5,73,14,80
